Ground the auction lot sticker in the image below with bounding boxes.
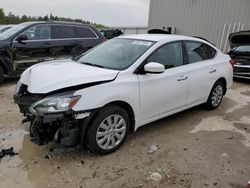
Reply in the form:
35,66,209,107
132,41,152,46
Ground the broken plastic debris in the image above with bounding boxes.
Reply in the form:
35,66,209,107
0,147,18,158
148,144,159,154
149,172,162,182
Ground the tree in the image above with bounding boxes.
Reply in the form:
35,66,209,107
0,8,5,24
0,7,106,28
21,15,28,22
43,15,49,21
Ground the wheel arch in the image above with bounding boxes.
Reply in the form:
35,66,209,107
103,101,135,132
206,77,227,103
80,100,136,147
216,77,227,95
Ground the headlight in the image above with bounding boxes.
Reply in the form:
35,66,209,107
30,95,81,114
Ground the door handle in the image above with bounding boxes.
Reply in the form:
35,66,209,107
177,75,188,81
209,68,217,73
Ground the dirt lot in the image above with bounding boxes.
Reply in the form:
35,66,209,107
0,79,249,188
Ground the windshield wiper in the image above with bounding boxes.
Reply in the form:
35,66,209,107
81,62,105,68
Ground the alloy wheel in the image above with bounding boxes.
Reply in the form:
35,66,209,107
96,114,127,150
211,85,223,107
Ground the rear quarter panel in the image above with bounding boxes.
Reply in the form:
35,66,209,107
214,53,233,90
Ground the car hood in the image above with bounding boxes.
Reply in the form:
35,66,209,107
20,59,119,94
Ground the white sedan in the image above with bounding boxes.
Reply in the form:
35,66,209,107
14,34,233,154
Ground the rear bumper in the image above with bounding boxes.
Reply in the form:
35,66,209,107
233,65,250,79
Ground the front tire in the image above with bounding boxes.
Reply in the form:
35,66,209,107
86,105,130,155
206,81,225,110
0,66,4,85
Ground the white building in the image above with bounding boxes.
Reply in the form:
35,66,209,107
148,0,250,51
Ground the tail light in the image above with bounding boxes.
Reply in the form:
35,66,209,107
229,59,236,67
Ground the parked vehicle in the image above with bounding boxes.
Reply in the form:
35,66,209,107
14,34,233,155
148,29,171,34
192,36,215,46
228,31,250,79
100,29,123,39
0,25,15,33
0,21,105,84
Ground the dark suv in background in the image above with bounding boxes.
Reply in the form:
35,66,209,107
228,31,250,79
0,21,105,84
99,29,123,39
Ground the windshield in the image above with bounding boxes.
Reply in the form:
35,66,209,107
0,23,31,40
235,45,250,52
0,27,11,34
78,38,155,70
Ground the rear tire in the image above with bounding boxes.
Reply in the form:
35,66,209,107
205,81,225,110
86,105,130,155
0,66,4,85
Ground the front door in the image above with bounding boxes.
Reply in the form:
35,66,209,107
12,24,54,66
138,42,189,124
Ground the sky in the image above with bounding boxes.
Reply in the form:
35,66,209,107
0,0,150,26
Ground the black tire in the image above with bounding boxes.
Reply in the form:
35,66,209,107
205,81,225,110
86,105,130,155
0,66,4,85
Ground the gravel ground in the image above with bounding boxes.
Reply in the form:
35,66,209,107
0,79,249,188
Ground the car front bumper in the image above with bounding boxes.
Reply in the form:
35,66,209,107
14,91,93,148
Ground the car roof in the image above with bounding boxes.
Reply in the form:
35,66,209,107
118,34,205,43
18,21,93,27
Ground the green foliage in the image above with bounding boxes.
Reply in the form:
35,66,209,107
0,8,106,28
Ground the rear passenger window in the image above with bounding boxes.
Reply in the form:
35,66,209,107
51,26,76,39
186,41,217,63
148,42,184,69
76,27,97,38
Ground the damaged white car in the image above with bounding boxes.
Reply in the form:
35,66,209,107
14,34,233,154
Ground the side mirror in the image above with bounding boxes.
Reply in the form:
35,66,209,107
16,34,28,44
144,62,165,74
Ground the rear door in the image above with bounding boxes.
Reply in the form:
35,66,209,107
184,41,218,105
138,41,189,124
51,25,77,59
73,26,99,56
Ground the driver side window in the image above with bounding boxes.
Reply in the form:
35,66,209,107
148,42,184,69
23,25,51,40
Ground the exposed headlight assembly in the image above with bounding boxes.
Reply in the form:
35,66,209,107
30,95,81,114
